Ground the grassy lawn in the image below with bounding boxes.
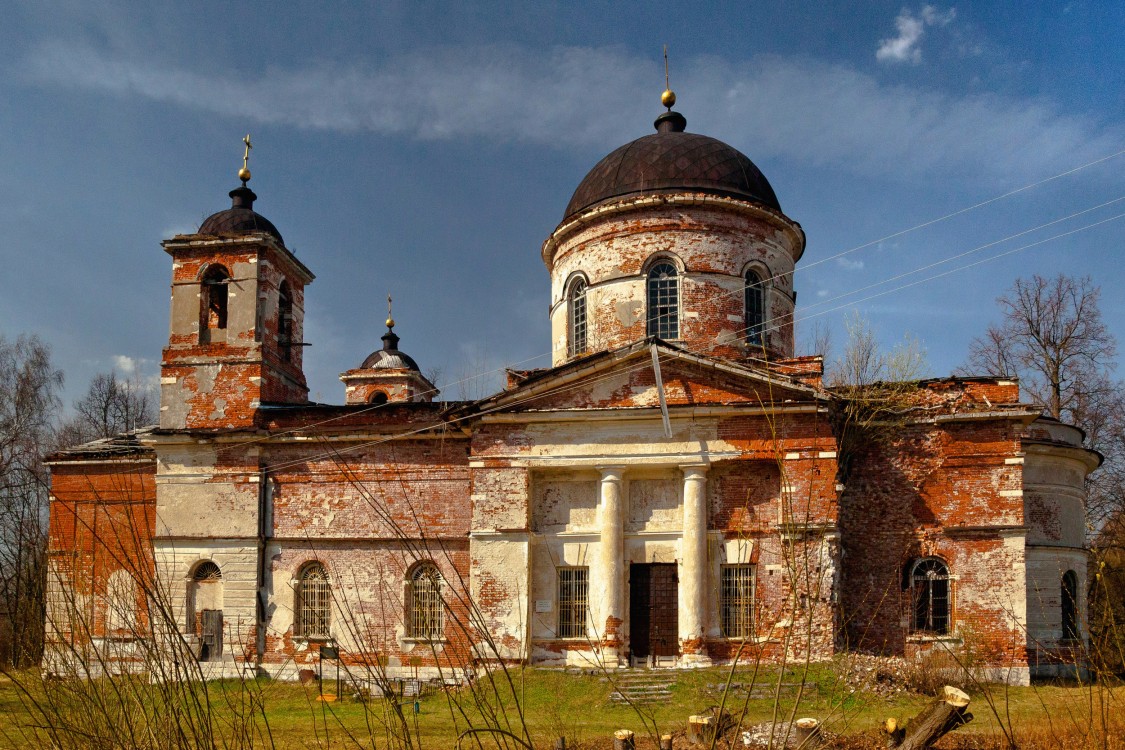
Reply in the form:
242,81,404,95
1,663,1122,748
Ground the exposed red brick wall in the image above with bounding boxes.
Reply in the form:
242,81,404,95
47,459,157,641
839,412,1028,669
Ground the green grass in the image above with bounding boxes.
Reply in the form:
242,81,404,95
1,662,1122,749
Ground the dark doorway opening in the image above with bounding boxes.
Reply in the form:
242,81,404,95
629,563,678,664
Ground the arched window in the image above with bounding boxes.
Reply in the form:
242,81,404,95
296,562,331,639
744,269,766,346
200,265,231,344
369,390,389,406
910,558,951,634
407,562,444,640
568,277,588,357
1062,570,1079,641
278,280,293,362
646,262,679,339
193,561,222,581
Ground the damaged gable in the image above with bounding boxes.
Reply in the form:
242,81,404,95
474,341,825,416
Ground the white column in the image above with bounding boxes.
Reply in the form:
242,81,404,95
595,466,625,666
680,464,711,665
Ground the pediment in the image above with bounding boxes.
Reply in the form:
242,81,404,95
476,342,824,415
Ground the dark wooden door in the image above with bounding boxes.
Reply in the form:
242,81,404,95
200,609,223,661
629,564,678,658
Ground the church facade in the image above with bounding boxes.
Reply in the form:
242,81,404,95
45,97,1098,685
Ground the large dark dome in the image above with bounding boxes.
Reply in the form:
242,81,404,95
563,111,781,221
199,186,284,244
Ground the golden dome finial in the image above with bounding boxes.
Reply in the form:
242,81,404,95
386,294,395,329
238,134,253,184
661,45,676,110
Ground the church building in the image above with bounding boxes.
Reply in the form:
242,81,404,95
45,90,1099,685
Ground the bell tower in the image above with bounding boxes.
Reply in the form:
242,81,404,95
159,139,315,430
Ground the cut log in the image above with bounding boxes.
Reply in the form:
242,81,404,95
794,717,822,748
613,729,636,750
885,686,973,750
659,735,673,750
688,714,714,745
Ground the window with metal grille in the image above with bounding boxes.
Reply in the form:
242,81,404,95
557,567,589,639
646,262,679,339
721,564,755,638
297,562,331,639
193,561,222,581
568,278,588,357
744,269,765,345
408,563,444,640
910,558,951,634
1062,570,1079,641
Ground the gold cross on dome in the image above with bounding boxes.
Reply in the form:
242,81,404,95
238,134,253,184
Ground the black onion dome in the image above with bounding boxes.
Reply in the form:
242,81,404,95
360,328,420,371
563,110,781,221
199,186,284,244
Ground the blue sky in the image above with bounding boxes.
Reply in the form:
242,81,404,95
1,1,1123,405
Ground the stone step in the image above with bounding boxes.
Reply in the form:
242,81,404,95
609,690,673,704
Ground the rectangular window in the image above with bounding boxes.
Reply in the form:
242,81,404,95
557,567,589,639
721,564,755,639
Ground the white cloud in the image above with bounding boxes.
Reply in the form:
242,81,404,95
876,6,957,64
112,354,137,374
19,41,1119,187
836,257,865,271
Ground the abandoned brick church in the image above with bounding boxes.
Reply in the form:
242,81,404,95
45,94,1099,685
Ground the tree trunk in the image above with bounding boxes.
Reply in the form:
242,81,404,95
795,717,822,748
613,729,635,750
886,686,972,750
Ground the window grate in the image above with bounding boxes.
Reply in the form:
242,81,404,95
744,271,765,345
298,563,331,638
557,567,589,639
911,558,951,634
569,279,588,357
646,263,679,339
721,564,755,638
193,561,222,581
409,564,444,640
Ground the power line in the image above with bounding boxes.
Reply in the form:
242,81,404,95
74,191,1125,477
209,146,1125,455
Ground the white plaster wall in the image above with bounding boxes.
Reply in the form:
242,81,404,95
470,536,530,661
627,478,682,532
153,541,258,658
1023,449,1088,548
529,536,596,641
532,477,599,532
1025,546,1088,647
154,443,260,538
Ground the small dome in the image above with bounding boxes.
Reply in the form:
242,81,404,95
360,328,420,371
199,186,284,244
563,111,781,221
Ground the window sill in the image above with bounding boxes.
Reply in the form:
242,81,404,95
403,637,448,644
906,633,960,643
